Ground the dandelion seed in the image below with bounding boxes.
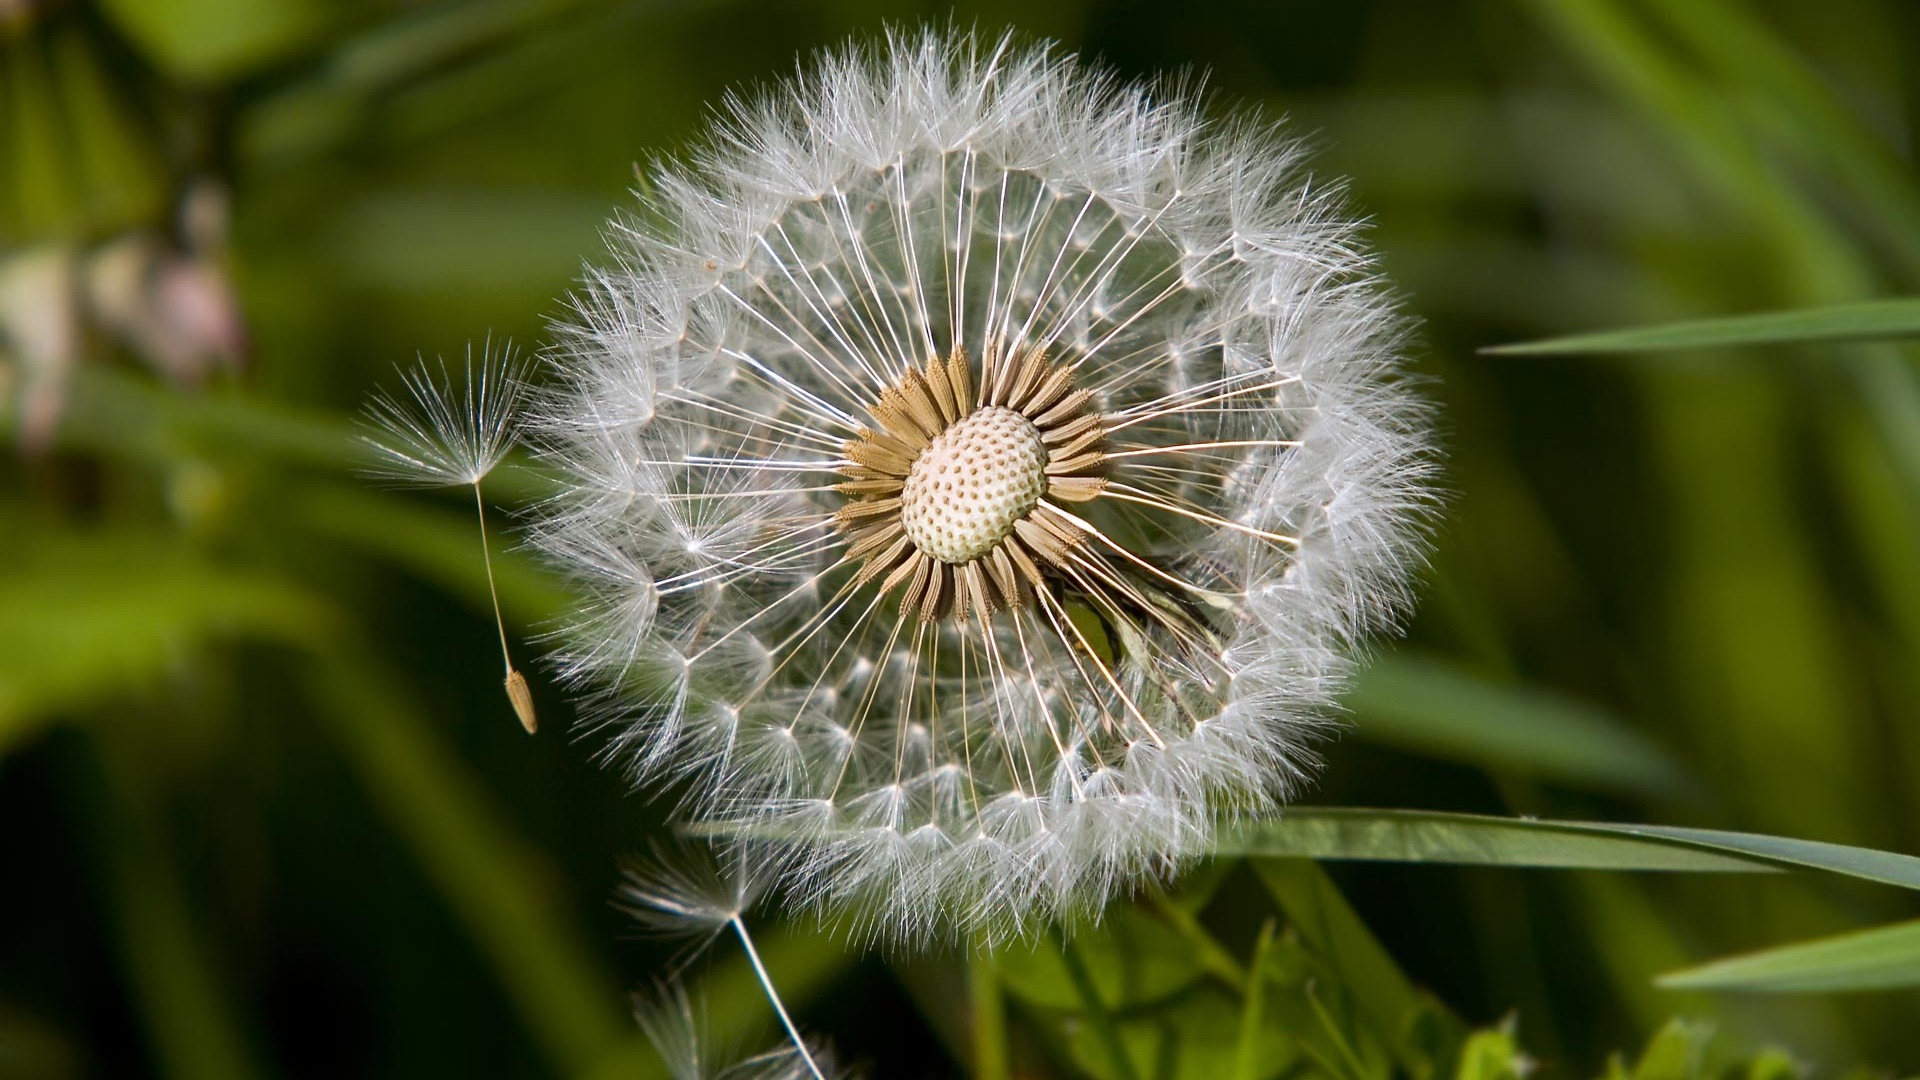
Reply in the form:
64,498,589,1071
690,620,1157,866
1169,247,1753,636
621,849,829,1080
534,29,1436,943
637,981,846,1080
362,341,541,734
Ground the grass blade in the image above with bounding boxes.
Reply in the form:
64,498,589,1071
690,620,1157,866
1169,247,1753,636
1220,809,1920,888
1658,919,1920,993
1347,654,1687,797
303,653,644,1076
1483,299,1920,356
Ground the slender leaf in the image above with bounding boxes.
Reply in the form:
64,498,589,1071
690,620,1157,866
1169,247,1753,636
87,749,261,1080
1231,921,1277,1080
1347,655,1688,797
304,654,648,1077
968,946,1009,1080
1251,860,1449,1072
1483,299,1920,356
1658,919,1920,993
1222,809,1920,889
0,532,338,753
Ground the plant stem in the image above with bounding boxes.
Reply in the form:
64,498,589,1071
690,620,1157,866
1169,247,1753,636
731,917,827,1080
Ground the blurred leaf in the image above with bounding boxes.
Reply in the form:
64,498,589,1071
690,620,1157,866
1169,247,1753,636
967,947,1009,1080
997,906,1208,1011
324,189,606,292
0,1002,83,1080
87,748,262,1080
1657,918,1920,994
1230,921,1277,1080
50,27,164,233
1643,0,1920,278
1252,860,1460,1076
1626,1020,1713,1080
304,654,651,1077
3,32,85,240
293,482,577,625
1484,299,1920,355
1222,809,1920,888
1055,934,1140,1080
0,530,337,754
1451,1023,1526,1080
32,369,558,502
1347,654,1688,797
97,0,332,83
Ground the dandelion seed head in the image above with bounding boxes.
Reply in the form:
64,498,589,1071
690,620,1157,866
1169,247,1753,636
534,28,1436,944
361,340,530,487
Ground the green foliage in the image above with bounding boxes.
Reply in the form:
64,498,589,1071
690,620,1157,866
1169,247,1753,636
8,0,1920,1076
1485,300,1920,356
1659,920,1920,995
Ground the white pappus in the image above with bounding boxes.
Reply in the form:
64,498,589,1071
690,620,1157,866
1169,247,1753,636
530,28,1436,944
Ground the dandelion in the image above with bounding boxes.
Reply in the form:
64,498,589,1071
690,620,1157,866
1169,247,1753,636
636,981,845,1080
533,29,1433,942
620,850,830,1080
362,341,540,733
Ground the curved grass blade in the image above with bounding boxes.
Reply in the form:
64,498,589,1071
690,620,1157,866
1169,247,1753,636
1220,809,1920,889
1347,655,1689,797
1657,919,1920,993
1482,298,1920,356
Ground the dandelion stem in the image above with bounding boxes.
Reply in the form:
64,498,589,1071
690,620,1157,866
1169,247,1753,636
730,916,827,1080
472,482,536,734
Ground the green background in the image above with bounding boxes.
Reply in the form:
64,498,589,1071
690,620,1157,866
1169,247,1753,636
5,0,1920,1076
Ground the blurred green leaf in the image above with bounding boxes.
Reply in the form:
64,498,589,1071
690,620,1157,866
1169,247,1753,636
0,530,337,754
968,947,1010,1080
97,0,332,83
1230,921,1277,1080
49,27,164,233
1252,860,1458,1076
3,32,85,240
1658,918,1920,994
1347,654,1688,797
1055,934,1141,1080
323,189,606,292
997,907,1208,1011
87,748,263,1080
1626,1020,1713,1080
293,482,577,625
304,654,651,1078
1484,299,1920,356
0,1002,83,1080
1222,809,1920,889
1451,1023,1526,1080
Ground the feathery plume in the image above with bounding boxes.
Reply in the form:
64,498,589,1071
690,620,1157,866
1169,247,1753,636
534,28,1436,942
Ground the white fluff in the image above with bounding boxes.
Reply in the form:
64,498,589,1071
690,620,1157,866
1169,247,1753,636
531,28,1435,944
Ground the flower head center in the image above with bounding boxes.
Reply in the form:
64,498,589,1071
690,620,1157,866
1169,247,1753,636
900,406,1047,563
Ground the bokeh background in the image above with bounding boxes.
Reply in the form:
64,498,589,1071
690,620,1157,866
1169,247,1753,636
5,0,1920,1076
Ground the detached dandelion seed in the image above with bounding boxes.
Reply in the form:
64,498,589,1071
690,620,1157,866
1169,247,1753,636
535,29,1435,942
619,851,831,1080
636,980,846,1080
362,341,541,734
